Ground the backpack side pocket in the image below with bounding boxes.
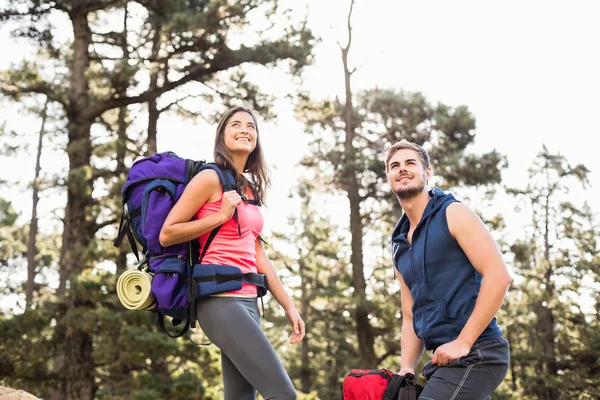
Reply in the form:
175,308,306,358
141,179,178,254
150,255,189,321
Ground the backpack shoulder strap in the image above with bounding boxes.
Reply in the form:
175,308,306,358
197,163,243,238
186,163,237,338
197,163,236,192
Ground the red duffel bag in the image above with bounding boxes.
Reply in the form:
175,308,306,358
342,369,421,400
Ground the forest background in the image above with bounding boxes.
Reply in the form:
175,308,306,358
0,1,599,399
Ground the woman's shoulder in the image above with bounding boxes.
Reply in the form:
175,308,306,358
187,168,222,192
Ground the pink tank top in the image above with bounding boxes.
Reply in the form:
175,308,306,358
194,192,264,296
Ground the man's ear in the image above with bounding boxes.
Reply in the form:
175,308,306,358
425,167,432,182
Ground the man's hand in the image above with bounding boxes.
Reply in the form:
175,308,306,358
431,338,472,366
398,368,415,376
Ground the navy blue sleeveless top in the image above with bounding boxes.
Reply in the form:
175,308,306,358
391,188,502,351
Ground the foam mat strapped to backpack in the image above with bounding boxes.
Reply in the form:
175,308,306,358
116,269,156,310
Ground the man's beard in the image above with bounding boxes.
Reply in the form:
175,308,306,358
393,179,426,200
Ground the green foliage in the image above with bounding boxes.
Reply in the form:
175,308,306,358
296,87,507,230
0,0,315,397
0,306,59,396
265,179,358,399
1,1,598,399
503,147,600,399
0,198,19,227
294,85,509,393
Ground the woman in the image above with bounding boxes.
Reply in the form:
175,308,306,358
159,106,304,400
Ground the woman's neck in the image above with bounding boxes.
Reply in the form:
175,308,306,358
231,154,248,175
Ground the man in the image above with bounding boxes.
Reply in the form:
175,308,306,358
386,140,511,399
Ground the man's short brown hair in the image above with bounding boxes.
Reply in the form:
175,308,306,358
385,139,431,171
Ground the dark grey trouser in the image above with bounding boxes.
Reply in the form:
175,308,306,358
196,297,297,400
419,336,510,400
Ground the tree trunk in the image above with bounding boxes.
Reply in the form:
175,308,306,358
144,18,172,391
146,20,162,156
58,10,96,400
506,327,517,392
540,190,558,400
341,0,376,367
115,100,129,276
325,326,338,394
25,97,49,309
299,260,311,392
147,97,158,155
115,4,130,276
64,322,95,400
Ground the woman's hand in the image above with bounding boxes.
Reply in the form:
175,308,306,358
218,190,242,220
285,306,305,344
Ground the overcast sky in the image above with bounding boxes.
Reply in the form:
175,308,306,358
1,0,599,233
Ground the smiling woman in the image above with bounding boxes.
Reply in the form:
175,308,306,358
223,112,256,152
158,105,304,400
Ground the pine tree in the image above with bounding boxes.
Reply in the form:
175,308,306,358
505,146,600,399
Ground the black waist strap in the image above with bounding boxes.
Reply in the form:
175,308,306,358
193,266,269,316
194,271,267,289
242,272,268,289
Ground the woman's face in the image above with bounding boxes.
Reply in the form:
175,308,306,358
223,111,258,156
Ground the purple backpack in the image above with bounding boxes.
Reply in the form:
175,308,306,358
114,151,267,338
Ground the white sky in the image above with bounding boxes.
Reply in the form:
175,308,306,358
1,0,599,268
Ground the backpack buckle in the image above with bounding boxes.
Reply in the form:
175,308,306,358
136,254,149,271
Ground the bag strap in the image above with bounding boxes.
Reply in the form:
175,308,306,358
382,373,402,400
197,163,237,192
113,204,141,262
156,312,190,339
395,373,422,400
185,163,235,343
194,271,267,289
197,163,242,236
347,369,393,379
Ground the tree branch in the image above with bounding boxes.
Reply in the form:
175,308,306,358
79,0,123,15
88,42,304,118
0,83,68,110
351,49,386,76
157,94,197,114
94,218,119,233
91,168,115,181
0,4,53,20
344,0,355,51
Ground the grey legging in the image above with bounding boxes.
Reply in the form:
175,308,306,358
196,296,297,400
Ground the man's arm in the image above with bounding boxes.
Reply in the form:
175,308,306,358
432,202,512,366
396,269,425,375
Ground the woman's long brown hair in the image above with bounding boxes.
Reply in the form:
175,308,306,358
213,106,271,204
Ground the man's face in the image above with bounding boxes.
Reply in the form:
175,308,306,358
386,148,431,199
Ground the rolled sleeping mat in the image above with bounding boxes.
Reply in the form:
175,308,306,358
117,269,156,310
